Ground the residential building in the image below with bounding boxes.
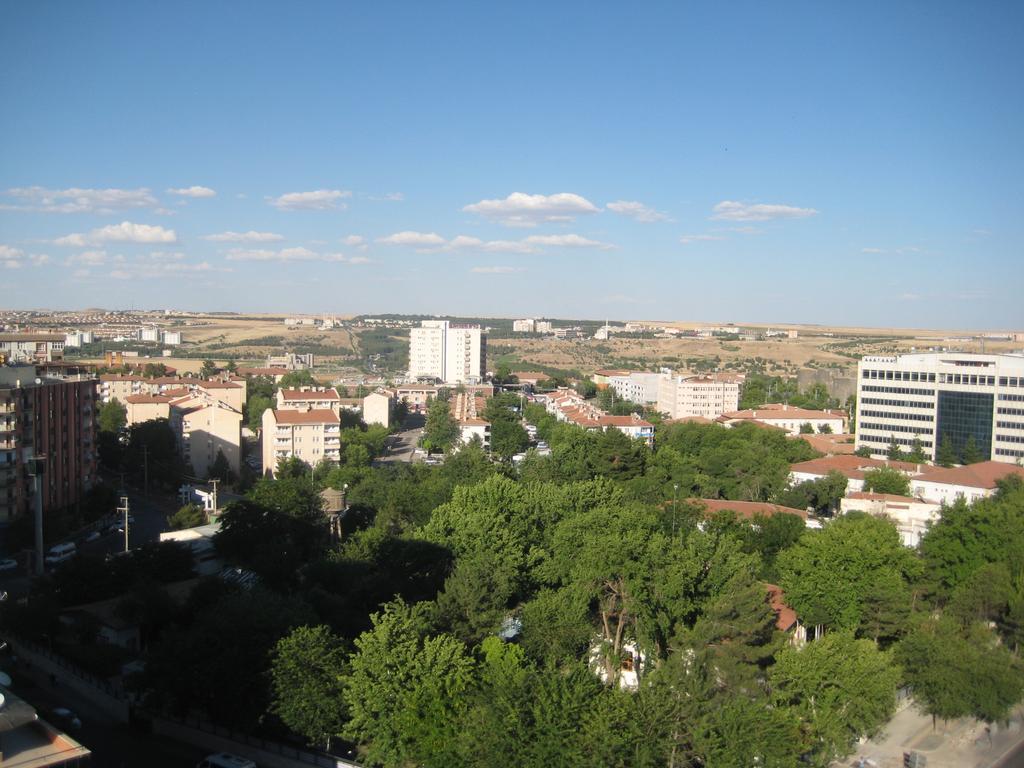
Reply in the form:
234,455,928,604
236,365,290,383
266,352,314,370
592,369,632,390
407,320,486,384
535,320,553,333
363,391,394,428
64,330,94,347
658,373,743,420
139,327,161,342
276,386,342,414
162,330,182,345
512,318,536,333
540,390,654,447
262,407,341,475
908,460,1024,507
0,333,65,363
0,685,91,765
791,432,857,456
855,353,1024,464
451,391,490,449
718,403,846,435
169,395,243,479
840,492,942,547
607,371,663,404
124,394,173,425
0,364,98,525
99,373,148,403
789,454,935,493
690,498,808,521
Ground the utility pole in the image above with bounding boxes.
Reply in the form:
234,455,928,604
673,483,679,538
209,478,219,515
118,495,130,553
29,456,46,576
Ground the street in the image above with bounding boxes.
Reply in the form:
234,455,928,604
2,656,207,768
376,414,425,464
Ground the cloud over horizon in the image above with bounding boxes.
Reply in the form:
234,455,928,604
463,192,600,227
268,189,352,211
711,200,818,222
55,221,178,247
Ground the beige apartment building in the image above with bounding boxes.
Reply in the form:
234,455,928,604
657,373,742,420
276,387,342,414
170,397,243,479
363,391,394,428
124,394,173,425
262,407,341,475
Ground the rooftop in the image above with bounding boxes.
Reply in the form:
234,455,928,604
273,408,340,425
912,461,1024,490
692,498,808,520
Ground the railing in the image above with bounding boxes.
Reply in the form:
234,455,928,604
159,712,362,767
12,635,128,701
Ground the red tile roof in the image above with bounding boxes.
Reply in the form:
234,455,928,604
273,408,340,425
125,394,173,404
765,583,798,631
790,454,937,481
722,405,847,421
912,461,1024,490
279,388,340,401
199,380,242,390
691,498,808,520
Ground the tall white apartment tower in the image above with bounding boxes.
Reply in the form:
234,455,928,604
408,320,486,384
855,353,1024,464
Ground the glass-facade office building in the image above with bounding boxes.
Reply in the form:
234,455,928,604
856,353,1024,465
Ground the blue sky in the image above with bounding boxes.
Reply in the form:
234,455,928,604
1,1,1021,329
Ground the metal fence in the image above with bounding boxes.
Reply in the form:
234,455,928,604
14,635,128,701
161,712,362,768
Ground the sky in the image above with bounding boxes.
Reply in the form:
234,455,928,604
1,1,1022,330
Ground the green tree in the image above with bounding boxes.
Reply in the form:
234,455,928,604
343,599,474,767
886,435,905,461
421,398,460,454
246,394,273,432
906,436,928,463
854,445,874,458
143,362,169,378
770,631,900,763
897,615,1024,726
168,503,205,530
817,422,833,434
270,625,348,749
97,398,127,434
936,433,958,467
962,434,984,464
862,466,911,496
208,449,234,483
279,369,318,389
200,359,219,378
778,514,917,636
799,422,815,434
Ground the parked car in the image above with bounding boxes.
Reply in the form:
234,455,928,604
44,542,77,567
0,558,18,572
197,753,257,768
47,706,82,730
82,531,101,543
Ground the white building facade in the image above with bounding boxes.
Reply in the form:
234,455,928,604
855,353,1024,464
607,372,663,405
657,373,742,419
407,320,485,384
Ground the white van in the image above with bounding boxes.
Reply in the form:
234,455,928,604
44,542,77,567
197,754,257,768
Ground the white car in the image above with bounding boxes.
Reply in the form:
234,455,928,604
83,531,101,543
0,558,18,572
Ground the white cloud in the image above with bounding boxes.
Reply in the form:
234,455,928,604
0,245,22,260
347,256,371,265
523,234,614,249
861,247,886,254
606,200,670,222
203,230,284,242
680,234,726,244
711,200,818,222
1,186,159,214
463,192,600,227
66,250,125,266
471,266,525,274
376,231,447,248
370,192,404,201
224,246,359,263
55,221,177,247
108,259,230,280
30,254,50,265
341,235,366,247
268,189,351,211
167,186,216,198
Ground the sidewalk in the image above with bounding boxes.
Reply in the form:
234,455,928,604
840,700,1024,768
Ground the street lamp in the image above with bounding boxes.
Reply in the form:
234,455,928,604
673,483,679,538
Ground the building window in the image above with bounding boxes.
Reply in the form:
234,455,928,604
935,390,994,461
